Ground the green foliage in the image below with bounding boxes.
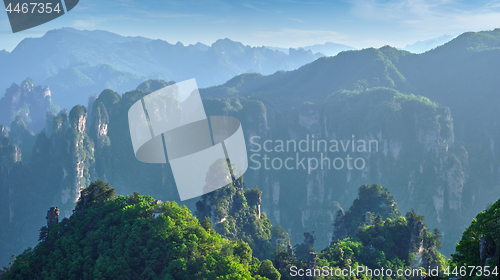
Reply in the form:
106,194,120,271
1,181,279,279
333,184,401,239
69,105,87,131
196,179,280,261
136,80,176,93
452,197,500,280
75,180,116,209
326,184,447,277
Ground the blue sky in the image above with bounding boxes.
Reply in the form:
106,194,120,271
2,0,500,51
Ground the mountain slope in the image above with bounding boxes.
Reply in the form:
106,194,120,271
0,181,280,279
198,29,500,256
0,28,323,110
265,42,356,56
403,34,458,54
2,29,500,266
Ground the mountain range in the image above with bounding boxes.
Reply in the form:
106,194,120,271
264,42,356,56
0,28,328,113
200,28,500,256
403,34,459,54
1,28,500,267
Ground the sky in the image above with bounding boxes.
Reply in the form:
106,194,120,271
1,0,500,51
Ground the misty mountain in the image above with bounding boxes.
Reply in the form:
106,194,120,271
193,42,210,51
0,50,8,60
0,28,323,112
2,28,500,267
200,28,500,255
265,42,356,56
0,78,58,135
403,34,458,54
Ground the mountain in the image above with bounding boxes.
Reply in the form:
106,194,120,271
0,181,281,279
301,42,357,56
452,196,500,279
0,28,323,111
2,29,500,267
199,28,500,256
192,42,210,51
0,50,8,61
265,42,356,56
0,78,59,134
403,34,458,54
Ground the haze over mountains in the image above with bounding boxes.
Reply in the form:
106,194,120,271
403,34,459,54
201,28,500,255
0,27,456,121
265,42,356,56
1,27,500,267
0,28,329,112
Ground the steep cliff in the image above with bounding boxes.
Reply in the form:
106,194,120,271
0,78,58,133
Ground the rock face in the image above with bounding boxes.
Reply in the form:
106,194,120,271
0,78,56,133
230,89,467,255
479,236,496,267
0,82,484,264
59,105,94,217
0,125,22,225
46,207,60,230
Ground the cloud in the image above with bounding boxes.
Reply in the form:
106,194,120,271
349,0,500,32
135,11,198,18
72,18,103,29
212,19,237,24
242,2,271,14
288,18,305,23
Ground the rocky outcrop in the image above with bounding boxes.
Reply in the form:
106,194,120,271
46,206,60,230
0,78,56,133
479,236,496,267
64,106,95,216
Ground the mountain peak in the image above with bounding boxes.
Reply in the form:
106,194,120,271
428,28,500,54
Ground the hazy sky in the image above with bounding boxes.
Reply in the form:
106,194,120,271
1,0,500,51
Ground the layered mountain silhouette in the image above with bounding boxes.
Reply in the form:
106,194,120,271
1,28,500,267
0,28,326,111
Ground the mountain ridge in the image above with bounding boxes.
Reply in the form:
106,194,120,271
0,28,325,111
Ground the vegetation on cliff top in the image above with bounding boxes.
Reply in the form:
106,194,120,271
1,180,280,279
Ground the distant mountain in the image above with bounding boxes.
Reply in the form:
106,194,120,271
0,28,323,110
0,50,8,59
301,42,357,56
0,78,58,134
192,42,210,51
403,34,458,53
265,42,356,56
60,27,152,44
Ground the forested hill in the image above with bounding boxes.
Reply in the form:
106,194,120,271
0,181,281,279
3,180,497,279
